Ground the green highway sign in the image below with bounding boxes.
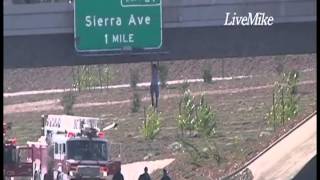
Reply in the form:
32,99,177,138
74,0,162,52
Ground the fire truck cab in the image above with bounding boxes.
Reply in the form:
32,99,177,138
41,114,121,180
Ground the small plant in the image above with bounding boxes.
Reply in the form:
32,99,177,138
266,70,299,129
180,80,190,93
195,94,216,137
141,106,161,141
158,64,169,88
131,92,141,113
72,65,102,91
179,137,222,166
101,65,113,88
177,90,197,137
179,138,202,164
286,70,299,95
233,135,245,161
130,68,140,89
61,92,76,115
202,66,212,83
275,62,284,75
274,56,286,75
176,92,221,166
177,91,217,138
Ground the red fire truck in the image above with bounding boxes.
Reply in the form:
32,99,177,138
3,122,41,180
4,115,121,180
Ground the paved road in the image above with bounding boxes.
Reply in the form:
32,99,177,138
121,158,175,180
247,114,317,180
293,155,316,180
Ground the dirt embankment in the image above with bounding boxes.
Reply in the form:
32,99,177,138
3,54,316,180
4,54,316,93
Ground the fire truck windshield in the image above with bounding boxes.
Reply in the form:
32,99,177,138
4,147,17,164
66,140,108,161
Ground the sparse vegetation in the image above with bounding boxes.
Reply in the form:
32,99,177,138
158,64,169,88
61,91,76,115
180,80,190,93
202,65,213,83
233,135,246,161
195,94,216,137
177,91,217,138
131,92,141,113
177,90,197,137
274,56,286,75
130,68,140,89
266,70,300,129
72,65,113,91
100,65,113,88
179,133,222,166
141,106,161,141
177,91,220,165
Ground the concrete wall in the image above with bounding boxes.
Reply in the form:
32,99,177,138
4,0,316,36
4,22,316,68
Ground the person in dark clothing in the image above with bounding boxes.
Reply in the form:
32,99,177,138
150,63,160,109
44,169,53,180
34,170,39,180
138,167,151,180
113,167,124,180
161,169,171,180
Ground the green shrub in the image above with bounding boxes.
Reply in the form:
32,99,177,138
100,65,113,88
274,56,286,75
131,92,141,113
73,65,106,91
176,91,219,166
195,95,216,137
286,70,299,95
202,66,212,83
158,64,169,88
180,80,190,93
266,71,299,129
179,137,222,165
141,106,161,140
177,90,196,136
275,62,284,75
61,92,76,115
130,68,140,88
177,91,217,138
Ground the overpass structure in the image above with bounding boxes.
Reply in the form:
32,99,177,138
4,0,316,68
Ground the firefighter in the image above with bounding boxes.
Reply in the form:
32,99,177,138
34,170,39,180
44,169,53,180
160,169,171,180
138,167,151,180
112,167,124,180
150,63,160,109
56,166,63,180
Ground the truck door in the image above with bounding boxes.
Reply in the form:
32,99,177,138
54,143,66,161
